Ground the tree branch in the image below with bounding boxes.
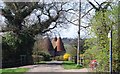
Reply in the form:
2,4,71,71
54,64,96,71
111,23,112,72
81,8,93,18
42,22,57,33
87,0,99,11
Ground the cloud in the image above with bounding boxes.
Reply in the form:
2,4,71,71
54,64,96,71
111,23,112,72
60,24,78,38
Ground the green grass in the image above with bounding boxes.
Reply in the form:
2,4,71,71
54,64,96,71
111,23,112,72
0,69,2,74
0,68,29,74
62,61,83,69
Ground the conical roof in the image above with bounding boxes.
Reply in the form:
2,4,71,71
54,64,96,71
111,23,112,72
51,37,57,49
44,37,55,56
56,37,65,51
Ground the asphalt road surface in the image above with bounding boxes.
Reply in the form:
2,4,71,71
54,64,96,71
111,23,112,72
24,61,89,72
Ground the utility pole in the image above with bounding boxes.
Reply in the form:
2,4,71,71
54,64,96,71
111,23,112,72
77,0,81,65
109,30,112,73
108,22,113,73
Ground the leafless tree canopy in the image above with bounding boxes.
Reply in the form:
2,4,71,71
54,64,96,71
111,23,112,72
0,1,79,36
0,0,114,37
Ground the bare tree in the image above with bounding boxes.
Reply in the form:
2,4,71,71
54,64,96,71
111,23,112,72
0,1,79,36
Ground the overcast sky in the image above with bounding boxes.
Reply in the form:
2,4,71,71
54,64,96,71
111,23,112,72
48,0,107,39
0,0,109,38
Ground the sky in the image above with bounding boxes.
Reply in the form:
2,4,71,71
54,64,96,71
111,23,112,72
0,0,107,38
48,0,107,39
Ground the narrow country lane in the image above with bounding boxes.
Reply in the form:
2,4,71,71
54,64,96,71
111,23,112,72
24,61,89,73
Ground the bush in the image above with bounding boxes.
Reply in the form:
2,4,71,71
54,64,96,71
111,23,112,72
2,32,35,68
83,46,109,72
63,53,70,61
43,53,51,61
33,51,51,62
54,56,63,61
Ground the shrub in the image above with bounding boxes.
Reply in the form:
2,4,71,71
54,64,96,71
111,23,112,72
2,32,35,68
33,51,51,62
83,46,109,72
63,53,70,61
54,56,63,61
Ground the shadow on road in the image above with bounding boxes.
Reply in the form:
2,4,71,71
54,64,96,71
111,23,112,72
62,62,75,65
35,61,63,65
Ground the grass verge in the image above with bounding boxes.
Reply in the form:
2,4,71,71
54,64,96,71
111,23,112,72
62,61,83,69
0,68,29,74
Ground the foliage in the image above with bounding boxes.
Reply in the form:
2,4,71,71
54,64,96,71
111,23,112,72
1,1,77,67
2,32,35,67
63,53,70,61
83,2,120,72
64,44,77,57
64,38,85,60
54,56,63,61
1,2,77,34
62,61,83,69
1,68,29,74
84,46,109,71
32,37,52,62
38,52,51,61
32,51,51,62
